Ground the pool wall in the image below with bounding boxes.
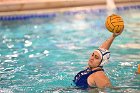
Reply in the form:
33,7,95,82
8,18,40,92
0,0,140,12
0,0,140,20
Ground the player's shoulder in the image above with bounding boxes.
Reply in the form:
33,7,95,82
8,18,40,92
92,70,108,79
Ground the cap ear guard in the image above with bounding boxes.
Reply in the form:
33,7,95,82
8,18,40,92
100,51,110,66
97,48,110,66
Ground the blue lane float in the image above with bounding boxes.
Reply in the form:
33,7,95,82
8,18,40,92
0,13,57,21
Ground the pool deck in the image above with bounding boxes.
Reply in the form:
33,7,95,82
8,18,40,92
0,0,140,16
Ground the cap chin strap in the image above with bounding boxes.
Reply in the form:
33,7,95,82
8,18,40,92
97,66,103,68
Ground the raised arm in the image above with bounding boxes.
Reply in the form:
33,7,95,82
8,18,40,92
99,34,116,50
99,30,123,50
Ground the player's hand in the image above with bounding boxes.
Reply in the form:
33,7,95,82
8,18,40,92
113,27,124,37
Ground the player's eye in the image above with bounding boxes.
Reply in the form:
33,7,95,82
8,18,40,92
95,55,99,59
91,53,94,56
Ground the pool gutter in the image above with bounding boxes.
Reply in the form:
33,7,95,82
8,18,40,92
0,0,140,16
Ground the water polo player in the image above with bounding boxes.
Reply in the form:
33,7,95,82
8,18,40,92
73,28,124,89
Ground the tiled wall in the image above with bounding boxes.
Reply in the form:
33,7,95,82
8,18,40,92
0,4,139,21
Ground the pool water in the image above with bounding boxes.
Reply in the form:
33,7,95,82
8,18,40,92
0,6,140,93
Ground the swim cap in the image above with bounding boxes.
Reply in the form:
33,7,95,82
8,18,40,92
94,48,110,66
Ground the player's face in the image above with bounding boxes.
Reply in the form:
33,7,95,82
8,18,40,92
88,51,101,68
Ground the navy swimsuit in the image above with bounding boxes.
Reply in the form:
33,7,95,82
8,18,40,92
73,67,104,89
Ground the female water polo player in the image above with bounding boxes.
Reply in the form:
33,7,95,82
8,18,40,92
73,30,124,89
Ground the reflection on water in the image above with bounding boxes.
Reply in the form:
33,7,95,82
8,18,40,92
118,43,140,49
0,6,140,93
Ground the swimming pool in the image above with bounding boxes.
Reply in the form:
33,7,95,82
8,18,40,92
0,5,140,93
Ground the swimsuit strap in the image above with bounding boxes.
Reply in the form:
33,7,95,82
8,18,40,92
90,68,104,74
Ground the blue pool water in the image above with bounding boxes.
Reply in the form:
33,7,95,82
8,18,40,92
0,5,140,93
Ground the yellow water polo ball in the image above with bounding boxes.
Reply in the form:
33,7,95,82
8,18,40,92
105,14,124,33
